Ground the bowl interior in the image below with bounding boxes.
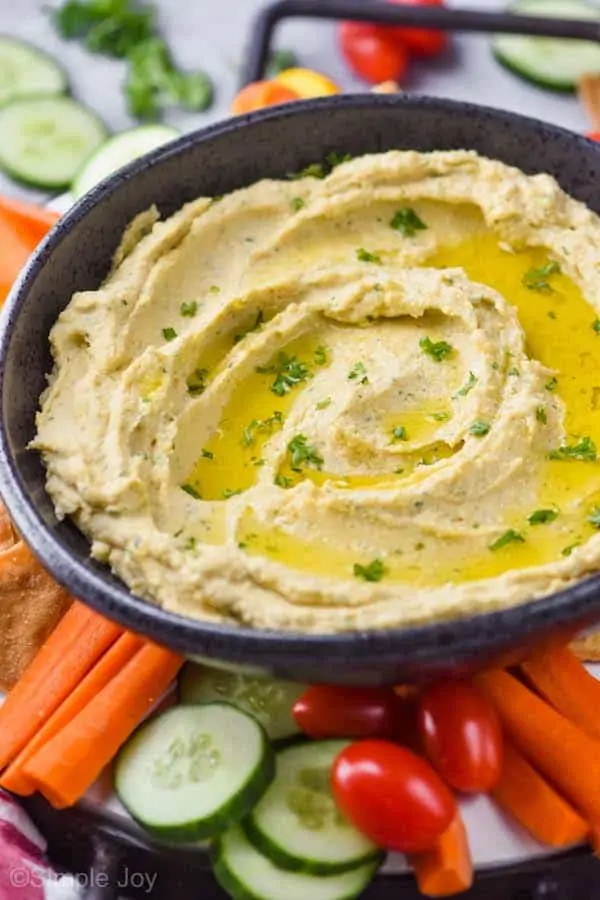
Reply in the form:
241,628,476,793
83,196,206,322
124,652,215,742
3,94,600,682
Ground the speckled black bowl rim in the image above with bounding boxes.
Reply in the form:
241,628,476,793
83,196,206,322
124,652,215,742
2,93,600,668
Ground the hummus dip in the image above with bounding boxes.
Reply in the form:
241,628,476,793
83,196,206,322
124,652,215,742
33,150,600,633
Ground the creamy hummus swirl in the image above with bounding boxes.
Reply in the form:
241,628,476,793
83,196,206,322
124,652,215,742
34,150,600,632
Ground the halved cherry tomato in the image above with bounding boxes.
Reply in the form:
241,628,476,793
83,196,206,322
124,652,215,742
338,22,409,85
388,0,447,59
292,685,400,739
587,131,600,141
230,81,299,115
332,740,456,853
417,680,503,793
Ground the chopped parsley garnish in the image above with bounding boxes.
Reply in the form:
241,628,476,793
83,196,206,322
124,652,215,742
257,353,312,396
549,436,597,462
209,285,220,294
187,368,208,396
593,319,600,335
353,558,386,582
180,301,198,317
508,366,520,377
420,336,453,362
348,362,369,384
181,484,201,500
291,196,305,212
522,261,561,292
562,542,581,557
316,397,332,410
288,152,351,181
242,411,284,447
390,207,427,237
201,448,214,459
162,326,177,341
326,151,352,169
545,376,558,392
453,371,477,398
528,508,558,525
234,310,263,343
536,406,547,424
222,488,242,499
469,420,490,437
588,507,600,529
274,473,293,488
489,529,525,551
431,411,451,422
391,426,408,441
356,248,382,264
314,345,328,366
184,536,197,550
287,434,323,469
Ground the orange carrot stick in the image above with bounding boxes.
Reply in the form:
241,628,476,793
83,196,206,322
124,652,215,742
0,602,122,769
0,196,60,245
491,739,588,847
476,669,600,822
521,643,600,742
1,631,144,796
410,814,473,897
24,642,183,808
0,212,38,303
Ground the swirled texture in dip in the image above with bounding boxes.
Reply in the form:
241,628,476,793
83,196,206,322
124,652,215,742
33,150,600,632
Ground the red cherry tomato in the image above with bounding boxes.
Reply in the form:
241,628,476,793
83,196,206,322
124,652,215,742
388,0,448,58
417,680,503,793
292,685,400,739
338,22,410,85
587,131,600,141
332,739,456,853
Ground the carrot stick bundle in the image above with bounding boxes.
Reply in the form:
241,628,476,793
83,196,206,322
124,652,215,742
0,602,122,769
1,632,144,796
0,196,60,245
410,813,473,897
476,669,600,823
23,642,183,808
491,739,588,847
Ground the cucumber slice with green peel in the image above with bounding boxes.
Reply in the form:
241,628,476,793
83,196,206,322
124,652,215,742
0,37,68,107
0,96,107,189
213,825,380,900
244,740,382,875
72,124,180,198
179,664,305,742
492,0,600,92
114,703,275,842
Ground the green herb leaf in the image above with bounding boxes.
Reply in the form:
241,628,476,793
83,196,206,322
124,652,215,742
562,542,581,557
54,0,155,58
489,529,525,551
348,362,369,384
588,507,600,529
201,448,214,459
288,152,351,181
316,397,332,410
390,207,427,237
528,508,558,525
314,345,328,366
391,426,407,441
274,473,293,488
469,420,490,437
545,376,558,392
287,434,323,469
162,326,177,341
291,196,305,212
209,285,220,294
356,248,382,264
257,352,312,396
593,319,600,335
222,488,243,499
431,411,451,422
353,559,386,582
181,484,201,500
180,300,198,317
522,261,561,293
536,406,547,424
267,48,298,76
125,37,213,120
453,371,477,398
242,411,284,447
549,436,597,462
187,367,208,396
420,336,453,362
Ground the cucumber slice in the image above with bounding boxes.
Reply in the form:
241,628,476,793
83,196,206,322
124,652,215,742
244,741,382,875
180,664,305,742
213,825,380,900
0,37,67,107
72,124,180,198
0,96,107,189
493,0,600,92
114,703,275,842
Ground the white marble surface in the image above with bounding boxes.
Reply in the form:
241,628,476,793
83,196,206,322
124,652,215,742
0,0,592,203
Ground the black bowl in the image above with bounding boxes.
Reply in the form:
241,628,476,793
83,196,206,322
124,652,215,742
2,94,600,686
